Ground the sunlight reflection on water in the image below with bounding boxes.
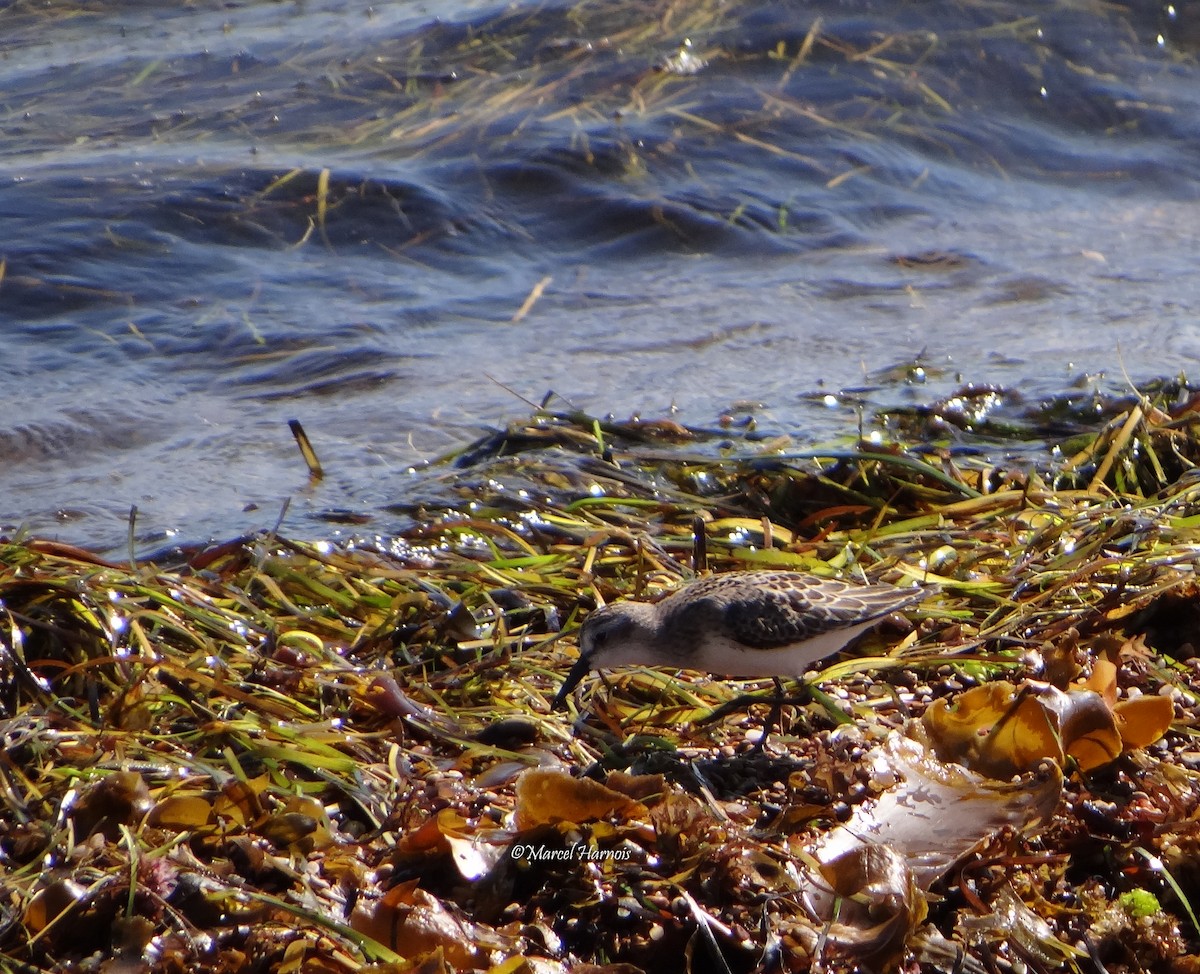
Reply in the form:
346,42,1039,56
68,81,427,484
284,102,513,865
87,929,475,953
2,0,1198,552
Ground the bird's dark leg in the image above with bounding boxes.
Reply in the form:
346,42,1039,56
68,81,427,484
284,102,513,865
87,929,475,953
698,678,812,750
748,678,787,753
751,677,816,751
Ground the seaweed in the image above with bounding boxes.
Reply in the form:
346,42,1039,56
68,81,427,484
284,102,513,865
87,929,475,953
4,387,1200,972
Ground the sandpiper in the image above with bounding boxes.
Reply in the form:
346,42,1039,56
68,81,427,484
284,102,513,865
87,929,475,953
552,570,929,709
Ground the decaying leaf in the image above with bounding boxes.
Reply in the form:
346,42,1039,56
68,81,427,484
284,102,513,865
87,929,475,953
214,775,269,827
817,843,928,971
513,768,648,830
394,807,512,882
444,829,513,882
1084,655,1121,705
68,771,153,840
1084,644,1176,750
987,688,1066,776
434,809,513,882
602,771,666,803
147,794,213,830
399,812,454,856
920,672,1172,778
350,881,517,968
1039,684,1123,771
1113,695,1175,748
23,877,88,933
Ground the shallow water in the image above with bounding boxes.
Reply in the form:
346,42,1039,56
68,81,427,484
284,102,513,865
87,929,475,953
2,0,1199,554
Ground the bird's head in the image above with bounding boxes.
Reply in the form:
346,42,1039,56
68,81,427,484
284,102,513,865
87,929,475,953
551,602,654,710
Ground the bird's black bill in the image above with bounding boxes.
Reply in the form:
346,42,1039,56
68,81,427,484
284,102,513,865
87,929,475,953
551,654,593,710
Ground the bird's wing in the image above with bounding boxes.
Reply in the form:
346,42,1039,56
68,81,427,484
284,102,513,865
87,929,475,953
720,587,841,648
688,574,922,650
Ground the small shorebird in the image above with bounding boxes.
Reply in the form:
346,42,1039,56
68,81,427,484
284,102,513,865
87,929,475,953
552,570,929,710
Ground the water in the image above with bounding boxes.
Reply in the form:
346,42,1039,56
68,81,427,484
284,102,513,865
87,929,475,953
3,0,1198,554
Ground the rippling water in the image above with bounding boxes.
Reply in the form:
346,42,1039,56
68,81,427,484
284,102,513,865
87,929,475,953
3,0,1198,553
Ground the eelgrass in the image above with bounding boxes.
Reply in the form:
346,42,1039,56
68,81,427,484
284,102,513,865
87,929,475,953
4,388,1200,971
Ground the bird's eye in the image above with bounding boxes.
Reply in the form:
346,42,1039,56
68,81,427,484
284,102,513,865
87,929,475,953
592,629,607,647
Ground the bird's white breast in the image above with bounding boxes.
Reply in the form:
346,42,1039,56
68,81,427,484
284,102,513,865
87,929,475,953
668,619,878,678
